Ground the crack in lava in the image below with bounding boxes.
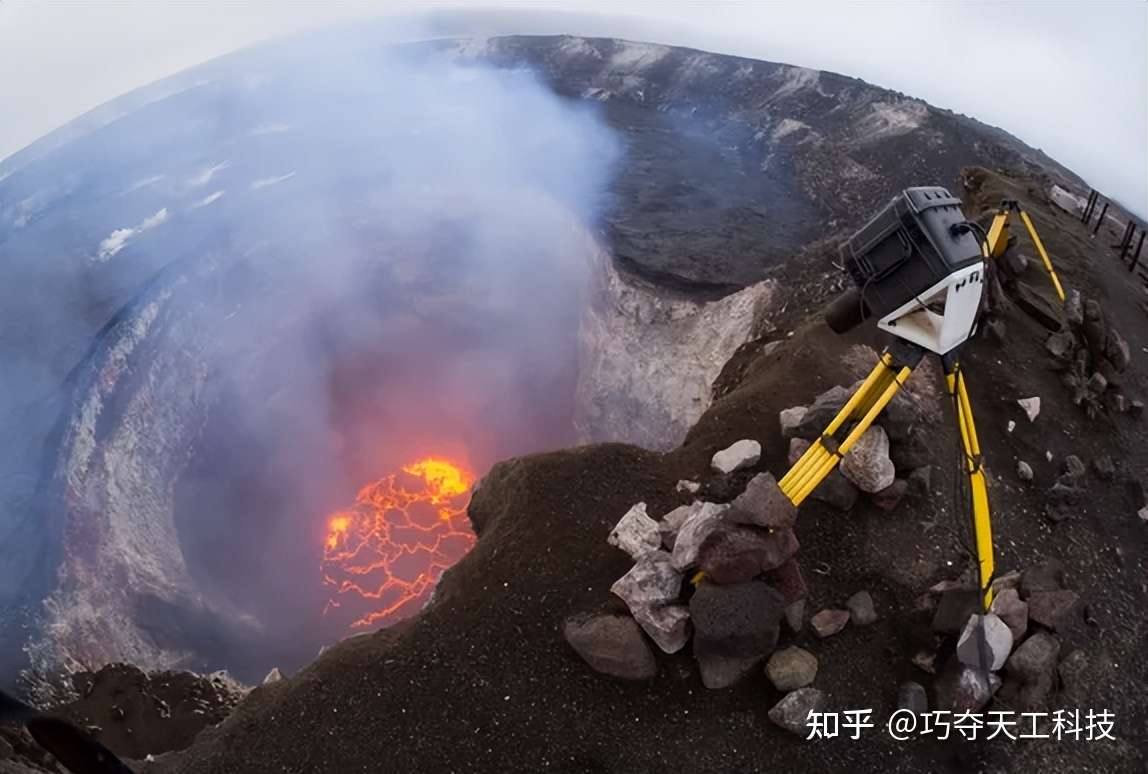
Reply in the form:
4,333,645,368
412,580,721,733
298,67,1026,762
321,457,476,630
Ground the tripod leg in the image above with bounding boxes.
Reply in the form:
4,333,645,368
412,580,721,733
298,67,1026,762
944,357,995,611
984,210,1010,258
1017,209,1066,302
779,344,923,506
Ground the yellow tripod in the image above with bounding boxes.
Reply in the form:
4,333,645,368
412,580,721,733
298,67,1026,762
778,340,995,611
985,199,1065,303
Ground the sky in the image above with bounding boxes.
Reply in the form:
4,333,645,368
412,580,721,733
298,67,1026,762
0,1,1145,216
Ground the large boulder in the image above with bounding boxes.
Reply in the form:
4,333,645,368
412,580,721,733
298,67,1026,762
697,524,798,584
727,472,797,529
956,614,1013,671
611,551,682,611
839,425,896,493
670,502,729,570
711,439,761,474
607,503,661,559
989,588,1029,641
690,580,785,658
563,614,656,680
765,646,818,691
768,688,827,736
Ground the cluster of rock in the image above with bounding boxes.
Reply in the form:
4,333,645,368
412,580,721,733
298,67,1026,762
906,560,1082,716
779,381,933,512
1045,290,1140,419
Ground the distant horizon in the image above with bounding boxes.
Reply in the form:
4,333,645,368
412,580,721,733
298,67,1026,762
1,3,1145,218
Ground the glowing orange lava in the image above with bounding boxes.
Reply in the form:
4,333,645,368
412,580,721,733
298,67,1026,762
321,456,476,630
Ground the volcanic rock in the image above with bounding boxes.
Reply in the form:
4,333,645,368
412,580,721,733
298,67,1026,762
763,558,807,604
783,599,805,634
690,580,784,658
1065,289,1084,326
779,406,808,439
810,609,849,638
890,426,933,470
931,589,980,634
675,479,701,494
768,688,827,737
1027,589,1079,631
956,614,1013,671
1013,281,1061,330
845,591,877,626
1062,455,1086,481
711,439,761,474
907,466,932,498
787,437,808,466
1045,330,1075,361
765,646,818,691
989,588,1028,641
1003,250,1029,277
1017,461,1034,482
563,614,657,680
1006,631,1060,683
1083,299,1107,353
1019,560,1066,598
1131,399,1144,417
1087,371,1108,394
670,502,729,570
697,523,798,584
791,385,852,440
870,479,908,511
897,682,928,715
262,667,283,685
611,550,682,610
1057,649,1089,701
608,502,661,559
789,438,860,511
658,502,697,549
697,652,765,690
839,425,895,493
935,660,1001,713
1017,396,1041,422
632,604,691,654
728,472,797,529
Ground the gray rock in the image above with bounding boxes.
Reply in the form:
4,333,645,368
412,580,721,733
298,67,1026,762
1083,299,1107,355
768,688,828,736
675,479,701,494
697,652,764,690
931,589,981,634
658,502,698,549
871,478,908,511
690,580,785,658
1020,561,1066,599
728,472,797,529
840,425,896,493
811,468,861,511
788,437,809,466
1017,396,1041,422
956,613,1013,671
1017,460,1034,482
766,646,818,691
608,502,661,559
1062,455,1086,480
262,667,283,685
1065,289,1083,326
783,599,805,634
990,570,1022,595
936,660,1002,713
564,614,657,680
846,591,878,626
1006,631,1061,682
1106,326,1130,371
1045,330,1076,361
791,385,852,440
712,439,762,474
670,502,729,571
632,604,691,654
890,427,933,470
989,588,1029,641
907,466,932,498
1027,589,1079,631
897,682,928,715
810,608,850,638
611,551,683,611
697,523,798,584
1088,371,1108,394
779,406,809,438
1004,250,1029,276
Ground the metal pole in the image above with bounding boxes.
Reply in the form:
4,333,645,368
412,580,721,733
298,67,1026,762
1129,231,1145,272
1115,222,1134,252
1082,190,1097,223
1092,201,1109,235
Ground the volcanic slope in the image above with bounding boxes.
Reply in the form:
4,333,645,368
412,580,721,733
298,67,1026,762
147,167,1148,773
